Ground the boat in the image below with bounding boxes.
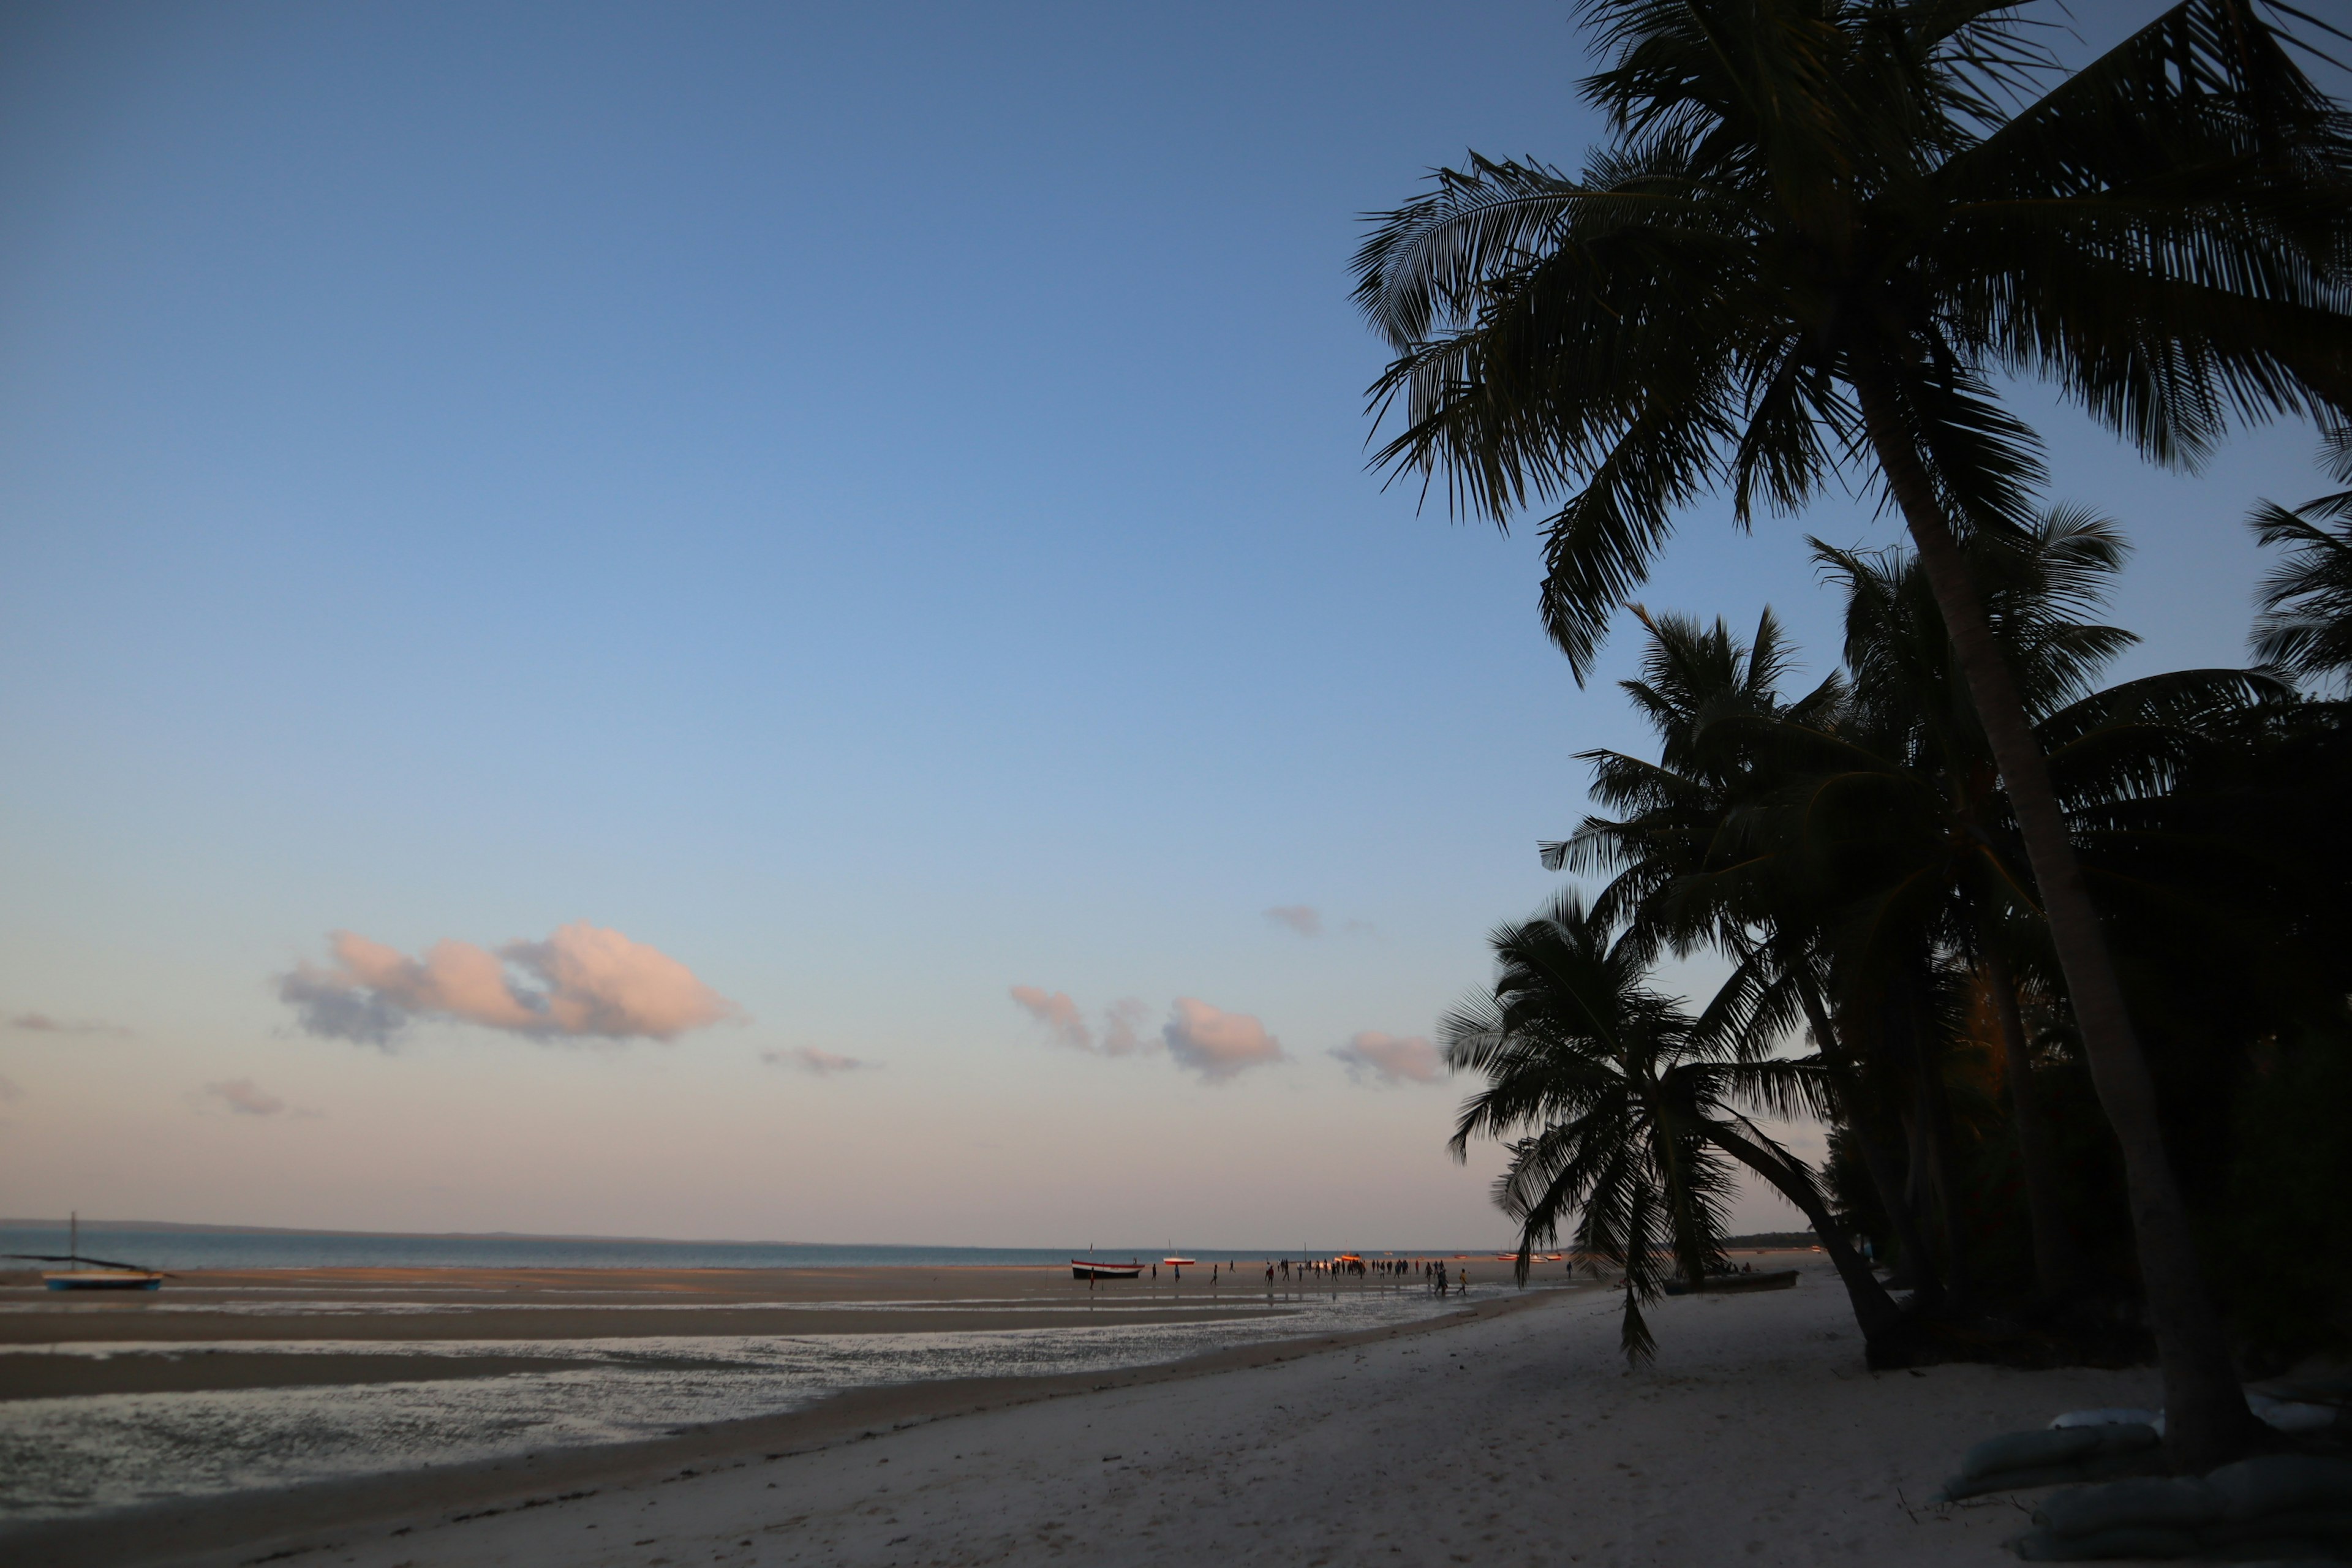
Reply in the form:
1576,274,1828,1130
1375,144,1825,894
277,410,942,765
9,1213,167,1291
42,1268,164,1292
1072,1259,1145,1280
1161,1256,1197,1267
1662,1267,1798,1297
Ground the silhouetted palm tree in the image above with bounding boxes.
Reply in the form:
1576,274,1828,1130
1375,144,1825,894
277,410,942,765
1359,0,2351,1464
2253,429,2352,692
1443,890,1902,1364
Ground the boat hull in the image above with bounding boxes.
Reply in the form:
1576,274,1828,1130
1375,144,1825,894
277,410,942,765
43,1271,162,1292
1071,1261,1144,1280
1662,1268,1797,1297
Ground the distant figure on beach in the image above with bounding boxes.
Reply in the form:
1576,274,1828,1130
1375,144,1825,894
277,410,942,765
1152,1264,1158,1280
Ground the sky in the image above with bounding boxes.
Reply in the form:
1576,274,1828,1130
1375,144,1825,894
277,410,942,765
1,0,2340,1250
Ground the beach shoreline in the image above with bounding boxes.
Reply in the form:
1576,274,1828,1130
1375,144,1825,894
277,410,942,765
3,1250,2177,1567
4,1268,1564,1568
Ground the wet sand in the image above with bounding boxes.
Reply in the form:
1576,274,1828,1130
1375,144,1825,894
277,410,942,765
0,1263,1329,1399
7,1252,2166,1568
4,1265,1558,1568
0,1262,1305,1343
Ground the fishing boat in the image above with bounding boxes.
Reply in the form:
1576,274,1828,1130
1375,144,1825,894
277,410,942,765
9,1214,167,1291
1662,1267,1798,1297
1071,1258,1145,1281
1161,1255,1197,1267
42,1267,164,1292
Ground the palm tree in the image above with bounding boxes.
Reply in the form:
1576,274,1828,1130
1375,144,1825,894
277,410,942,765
1444,889,1904,1365
1358,0,2352,1465
1544,610,1953,1300
2252,428,2352,691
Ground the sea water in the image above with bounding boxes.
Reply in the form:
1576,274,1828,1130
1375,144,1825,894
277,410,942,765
0,1225,1277,1273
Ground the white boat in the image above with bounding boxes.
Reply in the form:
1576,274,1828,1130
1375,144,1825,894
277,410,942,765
1071,1259,1145,1280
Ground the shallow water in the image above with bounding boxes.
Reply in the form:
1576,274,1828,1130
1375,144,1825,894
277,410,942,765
0,1287,1463,1520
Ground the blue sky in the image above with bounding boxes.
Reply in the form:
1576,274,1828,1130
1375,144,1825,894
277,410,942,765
1,1,2338,1247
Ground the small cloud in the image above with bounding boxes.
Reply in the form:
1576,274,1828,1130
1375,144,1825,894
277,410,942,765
8,1012,131,1037
1162,998,1282,1082
204,1078,287,1116
1099,997,1148,1057
1010,986,1092,1051
1264,905,1322,938
1330,1031,1445,1086
278,924,741,1047
1010,987,1150,1057
763,1047,876,1077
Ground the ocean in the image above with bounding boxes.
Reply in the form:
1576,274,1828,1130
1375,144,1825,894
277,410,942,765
0,1226,1322,1273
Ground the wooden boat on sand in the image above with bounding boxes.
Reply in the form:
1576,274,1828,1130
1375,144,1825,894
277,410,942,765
42,1267,164,1291
1072,1259,1145,1280
1663,1267,1798,1296
9,1214,167,1291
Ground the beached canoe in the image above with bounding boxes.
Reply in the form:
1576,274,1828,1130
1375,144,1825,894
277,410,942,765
1662,1268,1798,1297
1072,1260,1145,1280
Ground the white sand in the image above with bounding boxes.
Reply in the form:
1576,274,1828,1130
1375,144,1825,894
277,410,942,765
149,1260,2160,1567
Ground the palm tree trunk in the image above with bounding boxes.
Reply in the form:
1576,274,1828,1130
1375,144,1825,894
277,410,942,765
1700,1120,1907,1345
1785,960,1943,1305
1853,369,2258,1469
1982,944,2081,1298
1888,973,1967,1303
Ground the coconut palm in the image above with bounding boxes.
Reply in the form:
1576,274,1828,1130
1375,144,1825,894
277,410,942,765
1359,0,2352,1464
2252,428,2352,691
1564,510,2288,1311
1444,889,1903,1365
1542,611,1952,1300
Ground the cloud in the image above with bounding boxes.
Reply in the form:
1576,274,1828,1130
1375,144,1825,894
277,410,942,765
279,923,740,1047
1331,1031,1446,1086
1264,905,1322,938
1009,988,1150,1057
8,1012,130,1037
205,1078,286,1116
1099,997,1148,1057
763,1047,875,1077
1009,986,1092,1050
1162,998,1282,1082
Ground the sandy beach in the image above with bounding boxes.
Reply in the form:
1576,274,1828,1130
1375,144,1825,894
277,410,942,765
6,1253,2165,1568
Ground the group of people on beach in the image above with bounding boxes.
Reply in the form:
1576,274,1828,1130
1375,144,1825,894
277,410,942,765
1252,1257,1471,1296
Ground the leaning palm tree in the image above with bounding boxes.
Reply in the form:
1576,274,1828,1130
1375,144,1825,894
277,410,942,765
1444,889,1903,1365
1360,0,2352,1464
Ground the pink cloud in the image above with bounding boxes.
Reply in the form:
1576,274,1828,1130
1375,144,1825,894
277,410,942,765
763,1047,875,1077
280,923,739,1046
205,1078,286,1116
1330,1031,1445,1085
1162,998,1282,1082
1010,988,1149,1057
1009,986,1091,1050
